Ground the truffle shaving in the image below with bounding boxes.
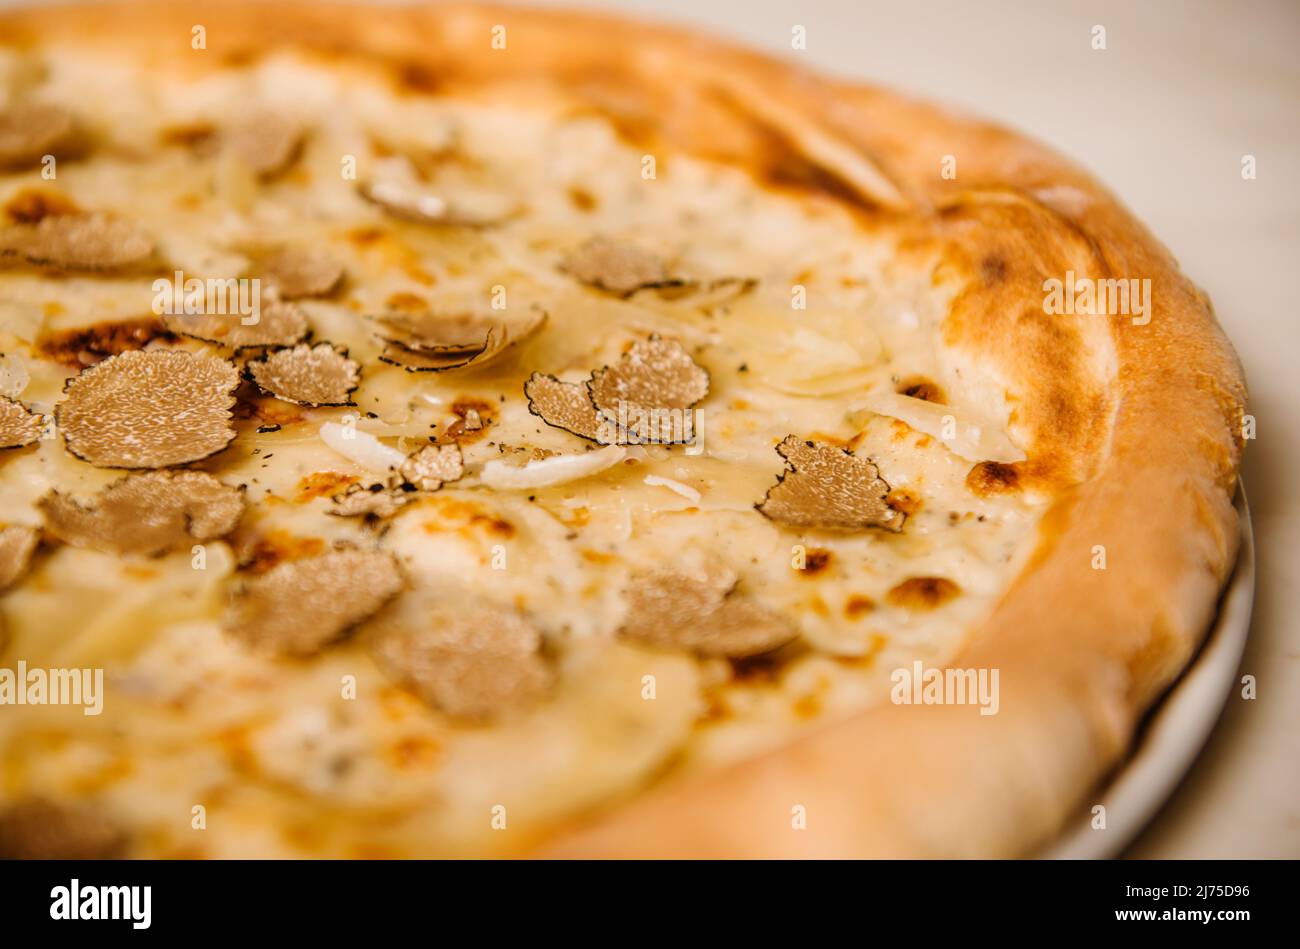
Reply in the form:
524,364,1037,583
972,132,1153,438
41,471,244,555
329,483,410,519
0,103,78,169
560,236,682,296
57,350,239,468
259,246,344,299
588,336,709,439
399,443,464,491
757,435,903,532
524,372,607,442
367,597,553,720
1,212,153,271
225,112,304,178
245,343,360,407
619,565,798,658
0,396,43,448
162,299,308,350
225,549,404,656
378,309,545,374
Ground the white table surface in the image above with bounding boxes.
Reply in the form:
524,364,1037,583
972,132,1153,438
8,0,1297,858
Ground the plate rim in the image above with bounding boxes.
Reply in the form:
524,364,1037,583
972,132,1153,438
1038,482,1255,859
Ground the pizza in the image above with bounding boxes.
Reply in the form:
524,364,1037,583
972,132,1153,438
0,2,1247,859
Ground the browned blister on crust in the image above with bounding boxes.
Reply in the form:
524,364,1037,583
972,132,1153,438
0,524,39,590
41,470,243,556
162,299,309,350
1,212,153,271
367,598,553,720
56,350,239,469
0,797,127,859
259,245,344,298
245,342,360,406
399,443,463,491
0,103,78,169
560,236,679,295
225,111,303,178
225,548,404,657
524,372,606,442
757,435,903,532
619,565,798,658
0,396,43,448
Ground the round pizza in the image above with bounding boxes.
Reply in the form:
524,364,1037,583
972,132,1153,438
0,2,1247,859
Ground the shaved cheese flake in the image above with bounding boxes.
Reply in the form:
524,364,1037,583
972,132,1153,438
854,391,1025,463
0,353,29,398
480,445,626,490
643,474,701,504
319,421,406,472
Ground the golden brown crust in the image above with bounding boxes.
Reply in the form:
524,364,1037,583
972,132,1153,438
0,1,1247,858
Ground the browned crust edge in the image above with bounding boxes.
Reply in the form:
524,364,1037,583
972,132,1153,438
0,1,1248,858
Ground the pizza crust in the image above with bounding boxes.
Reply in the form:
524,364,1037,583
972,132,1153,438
0,1,1246,858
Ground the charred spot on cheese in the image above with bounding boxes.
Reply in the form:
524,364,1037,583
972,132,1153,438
225,548,404,657
524,372,605,442
757,436,903,532
225,111,304,178
38,316,175,368
400,443,463,491
799,548,833,576
57,350,239,469
619,565,798,658
258,245,345,299
163,299,309,351
0,103,80,170
0,212,153,271
245,343,360,407
559,236,683,296
965,460,1022,496
886,488,923,516
158,120,217,149
0,525,39,591
844,594,876,619
3,186,79,224
895,376,946,404
885,576,961,610
357,179,514,227
587,336,709,441
41,471,243,556
0,396,43,448
366,599,553,720
442,399,494,443
0,798,127,859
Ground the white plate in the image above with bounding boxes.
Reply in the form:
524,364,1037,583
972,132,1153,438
1039,484,1255,859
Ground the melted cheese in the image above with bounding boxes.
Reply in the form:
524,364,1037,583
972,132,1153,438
0,48,1047,856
